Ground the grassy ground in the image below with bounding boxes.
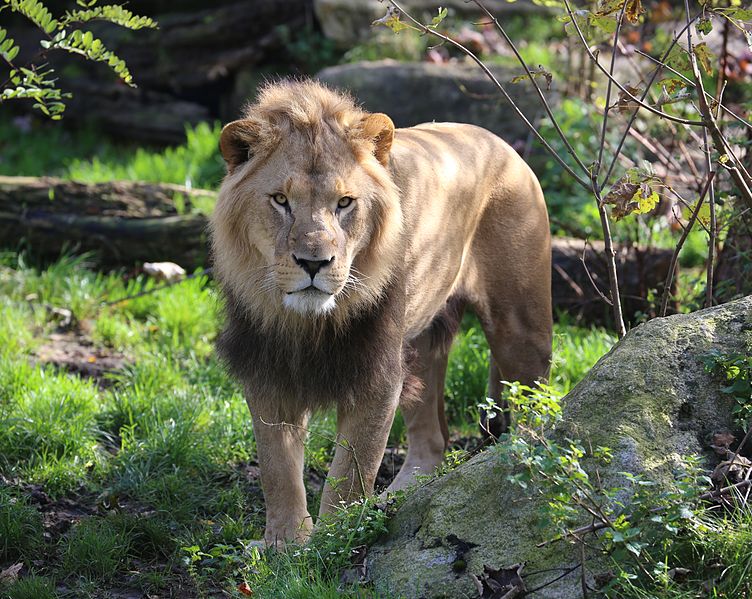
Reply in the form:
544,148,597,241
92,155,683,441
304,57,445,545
0,252,616,598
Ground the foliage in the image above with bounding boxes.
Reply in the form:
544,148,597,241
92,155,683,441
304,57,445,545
0,0,156,118
704,350,752,429
379,0,752,336
493,379,752,597
444,313,615,431
2,576,58,599
64,121,225,190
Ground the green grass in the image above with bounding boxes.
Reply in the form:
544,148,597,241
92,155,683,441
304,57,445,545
0,253,617,596
60,518,132,581
0,488,44,563
3,576,58,599
0,116,224,191
444,313,617,431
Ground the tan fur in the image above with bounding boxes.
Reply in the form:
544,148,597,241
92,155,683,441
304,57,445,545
210,80,552,547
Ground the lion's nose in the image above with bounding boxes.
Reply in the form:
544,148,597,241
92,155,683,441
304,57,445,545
293,254,334,279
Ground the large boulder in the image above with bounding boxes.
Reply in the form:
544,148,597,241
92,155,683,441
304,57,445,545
367,296,752,598
317,60,544,144
314,0,547,45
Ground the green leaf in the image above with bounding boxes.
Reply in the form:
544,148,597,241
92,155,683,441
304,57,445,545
62,5,158,30
371,6,418,33
696,16,713,35
429,7,448,28
510,65,553,90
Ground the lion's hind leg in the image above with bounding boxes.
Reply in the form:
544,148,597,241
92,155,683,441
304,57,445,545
477,295,553,439
386,300,463,492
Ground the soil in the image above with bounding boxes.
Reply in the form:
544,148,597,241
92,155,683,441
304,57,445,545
34,330,128,386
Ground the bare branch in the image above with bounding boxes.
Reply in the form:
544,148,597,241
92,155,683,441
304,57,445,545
383,0,592,191
562,0,704,127
659,171,716,317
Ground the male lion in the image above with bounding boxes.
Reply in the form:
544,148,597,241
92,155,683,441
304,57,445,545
210,80,552,547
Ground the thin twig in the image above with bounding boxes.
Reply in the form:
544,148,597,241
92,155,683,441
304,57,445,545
603,16,701,187
562,0,703,127
258,416,368,498
470,0,591,177
659,171,716,316
580,243,613,306
633,49,752,131
702,126,717,307
683,0,752,210
596,1,627,180
383,0,592,191
579,540,589,598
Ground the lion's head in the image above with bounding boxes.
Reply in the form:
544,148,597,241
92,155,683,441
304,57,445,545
210,81,404,328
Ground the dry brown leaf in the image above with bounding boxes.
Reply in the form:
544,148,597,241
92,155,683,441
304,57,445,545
625,0,645,24
602,180,640,219
238,581,253,596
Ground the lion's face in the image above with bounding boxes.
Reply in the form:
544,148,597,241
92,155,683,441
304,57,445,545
211,87,402,323
234,133,387,315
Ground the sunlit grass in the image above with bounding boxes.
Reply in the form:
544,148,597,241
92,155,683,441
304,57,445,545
0,116,224,192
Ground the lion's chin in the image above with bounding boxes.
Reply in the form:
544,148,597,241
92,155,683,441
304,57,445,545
282,289,337,316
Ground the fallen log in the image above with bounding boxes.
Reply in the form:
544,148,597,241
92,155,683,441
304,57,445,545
0,176,213,268
0,176,674,327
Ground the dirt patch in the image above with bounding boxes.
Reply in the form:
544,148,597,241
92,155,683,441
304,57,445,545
34,331,128,386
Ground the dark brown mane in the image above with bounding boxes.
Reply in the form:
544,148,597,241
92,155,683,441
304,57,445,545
216,281,407,419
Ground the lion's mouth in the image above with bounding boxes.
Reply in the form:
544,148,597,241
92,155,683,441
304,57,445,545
282,285,337,315
286,285,332,296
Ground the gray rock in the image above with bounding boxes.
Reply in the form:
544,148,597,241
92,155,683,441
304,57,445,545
317,60,546,143
367,296,752,598
314,0,547,45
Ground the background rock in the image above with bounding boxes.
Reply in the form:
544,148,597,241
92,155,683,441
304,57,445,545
314,0,547,45
318,60,546,144
367,296,752,598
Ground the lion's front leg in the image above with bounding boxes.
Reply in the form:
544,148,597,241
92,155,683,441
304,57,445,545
247,397,312,547
319,383,401,515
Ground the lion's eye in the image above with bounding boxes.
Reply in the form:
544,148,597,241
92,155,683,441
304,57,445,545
271,193,288,207
338,196,355,209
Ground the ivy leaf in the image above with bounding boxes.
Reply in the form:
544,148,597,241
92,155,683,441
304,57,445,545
632,185,659,214
690,201,711,226
594,0,623,16
666,45,691,72
591,13,617,33
614,83,642,114
696,16,713,35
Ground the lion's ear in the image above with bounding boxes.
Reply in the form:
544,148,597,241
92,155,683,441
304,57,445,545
359,113,394,167
219,119,261,172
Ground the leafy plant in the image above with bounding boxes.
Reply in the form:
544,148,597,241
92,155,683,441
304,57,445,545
0,0,157,118
494,381,718,596
704,350,752,429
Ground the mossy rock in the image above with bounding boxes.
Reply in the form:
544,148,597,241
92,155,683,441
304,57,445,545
368,296,752,598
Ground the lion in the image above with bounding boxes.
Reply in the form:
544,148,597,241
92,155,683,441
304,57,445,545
210,80,552,547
